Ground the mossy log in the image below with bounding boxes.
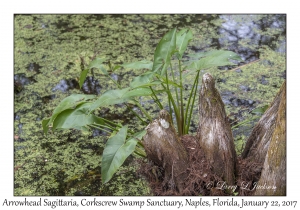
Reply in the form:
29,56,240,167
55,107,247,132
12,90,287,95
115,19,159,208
254,81,286,195
197,73,237,186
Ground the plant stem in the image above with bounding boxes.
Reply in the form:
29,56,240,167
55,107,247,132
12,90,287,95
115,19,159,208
100,117,122,128
170,62,179,114
222,59,261,73
89,124,113,133
165,68,174,125
178,60,185,134
184,72,197,133
127,104,147,125
104,70,148,125
150,86,163,110
134,148,147,158
185,71,200,134
170,62,179,126
107,72,121,89
137,140,144,148
160,82,182,135
134,100,152,121
231,116,259,129
133,141,147,157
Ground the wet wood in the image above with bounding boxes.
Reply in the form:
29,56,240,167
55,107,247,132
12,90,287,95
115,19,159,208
197,73,237,186
242,81,286,165
143,109,189,193
254,81,286,195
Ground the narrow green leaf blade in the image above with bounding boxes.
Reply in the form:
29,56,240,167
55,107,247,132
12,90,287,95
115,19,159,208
251,105,269,115
176,28,193,59
79,69,89,89
122,60,153,70
152,28,177,75
102,126,138,183
42,118,51,134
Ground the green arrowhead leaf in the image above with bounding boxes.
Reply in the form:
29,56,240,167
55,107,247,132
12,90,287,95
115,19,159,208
43,94,96,133
122,87,153,98
89,87,154,112
88,57,106,69
183,50,242,79
88,88,131,112
52,103,104,131
183,52,207,67
122,60,153,70
130,71,161,88
88,57,108,75
152,28,177,76
176,28,193,59
186,52,207,59
188,50,242,70
102,125,138,183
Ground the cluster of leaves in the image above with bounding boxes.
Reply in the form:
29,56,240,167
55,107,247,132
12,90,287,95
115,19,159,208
43,28,242,183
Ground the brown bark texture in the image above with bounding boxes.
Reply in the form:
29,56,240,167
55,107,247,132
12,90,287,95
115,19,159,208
241,81,285,164
197,73,237,186
254,81,286,195
142,73,286,196
143,109,189,193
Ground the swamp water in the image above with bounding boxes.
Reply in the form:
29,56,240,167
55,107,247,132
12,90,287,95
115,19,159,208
14,14,286,195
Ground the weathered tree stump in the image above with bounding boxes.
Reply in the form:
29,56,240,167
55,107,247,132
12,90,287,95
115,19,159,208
197,73,237,186
241,81,286,165
254,81,286,195
143,110,188,193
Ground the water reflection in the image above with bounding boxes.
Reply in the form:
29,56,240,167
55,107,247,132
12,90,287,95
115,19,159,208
81,76,102,95
14,73,35,94
52,77,102,95
27,62,41,72
219,15,286,62
52,79,79,93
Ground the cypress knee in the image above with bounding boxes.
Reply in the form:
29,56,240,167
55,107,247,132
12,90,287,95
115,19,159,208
197,73,237,186
254,81,286,195
143,109,188,193
242,81,286,166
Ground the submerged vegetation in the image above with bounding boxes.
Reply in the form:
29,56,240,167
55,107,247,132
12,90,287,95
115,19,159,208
14,14,285,195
